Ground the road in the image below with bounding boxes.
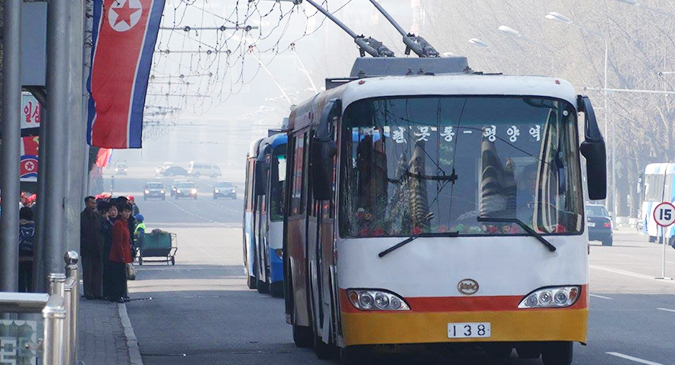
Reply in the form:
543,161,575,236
112,174,675,365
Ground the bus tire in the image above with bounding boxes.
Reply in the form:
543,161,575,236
541,341,573,365
292,324,313,348
247,275,257,290
314,334,333,359
602,237,613,246
270,281,284,298
339,346,368,365
257,278,269,294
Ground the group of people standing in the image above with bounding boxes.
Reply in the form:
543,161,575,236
80,195,144,303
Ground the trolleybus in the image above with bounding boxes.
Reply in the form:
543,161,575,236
640,163,675,243
243,138,264,290
282,57,606,365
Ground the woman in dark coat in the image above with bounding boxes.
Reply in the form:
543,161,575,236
109,204,133,303
101,203,117,300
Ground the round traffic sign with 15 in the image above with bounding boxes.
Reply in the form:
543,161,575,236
653,202,675,227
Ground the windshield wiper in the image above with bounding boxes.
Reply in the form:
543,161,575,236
477,217,556,252
378,231,459,258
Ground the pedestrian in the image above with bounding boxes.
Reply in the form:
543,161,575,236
109,203,133,303
81,196,103,299
101,202,117,300
134,214,146,258
18,207,35,292
116,196,137,259
128,195,140,216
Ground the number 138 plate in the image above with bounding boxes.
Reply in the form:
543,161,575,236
447,322,491,338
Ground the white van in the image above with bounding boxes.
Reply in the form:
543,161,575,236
187,161,222,178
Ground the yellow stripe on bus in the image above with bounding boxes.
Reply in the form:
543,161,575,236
341,309,588,346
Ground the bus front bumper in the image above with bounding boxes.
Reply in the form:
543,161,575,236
341,309,588,346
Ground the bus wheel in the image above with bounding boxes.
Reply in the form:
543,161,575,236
257,278,269,294
314,334,333,359
541,342,573,365
339,346,369,365
292,324,313,348
270,281,284,298
246,275,257,289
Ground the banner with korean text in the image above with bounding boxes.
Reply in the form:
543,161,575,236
86,0,165,148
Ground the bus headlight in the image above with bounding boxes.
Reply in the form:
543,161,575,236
275,249,283,259
518,286,580,308
347,289,410,311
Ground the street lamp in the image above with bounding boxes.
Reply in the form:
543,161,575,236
546,11,614,217
468,38,490,48
613,0,675,17
498,26,522,38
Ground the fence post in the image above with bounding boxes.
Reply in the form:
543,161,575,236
42,295,66,365
64,251,79,364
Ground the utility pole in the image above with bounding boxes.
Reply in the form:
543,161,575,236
64,0,86,254
0,0,22,292
42,0,70,288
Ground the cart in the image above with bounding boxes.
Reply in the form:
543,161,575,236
138,231,178,265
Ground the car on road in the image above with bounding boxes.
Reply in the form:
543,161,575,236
161,166,188,177
170,179,187,197
587,203,612,246
188,161,222,178
174,181,198,199
213,182,236,200
115,162,128,175
144,182,166,200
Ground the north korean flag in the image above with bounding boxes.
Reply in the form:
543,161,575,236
87,0,166,149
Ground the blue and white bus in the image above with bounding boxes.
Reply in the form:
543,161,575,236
254,133,288,297
243,138,264,290
641,163,675,243
243,133,288,296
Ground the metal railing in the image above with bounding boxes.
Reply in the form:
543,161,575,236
0,251,80,365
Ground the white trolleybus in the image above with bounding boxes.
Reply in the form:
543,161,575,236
640,163,675,243
282,57,606,365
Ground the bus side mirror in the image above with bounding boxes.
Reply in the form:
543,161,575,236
311,99,341,201
255,161,268,196
578,95,607,200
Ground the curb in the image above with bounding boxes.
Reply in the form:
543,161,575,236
118,303,144,365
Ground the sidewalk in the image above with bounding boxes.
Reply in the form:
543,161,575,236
78,298,142,365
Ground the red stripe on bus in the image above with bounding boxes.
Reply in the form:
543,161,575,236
340,286,588,313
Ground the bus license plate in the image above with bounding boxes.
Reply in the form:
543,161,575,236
447,322,491,338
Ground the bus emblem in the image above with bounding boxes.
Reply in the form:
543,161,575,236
457,279,479,295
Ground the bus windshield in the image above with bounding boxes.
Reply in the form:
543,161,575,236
270,145,287,222
339,96,583,238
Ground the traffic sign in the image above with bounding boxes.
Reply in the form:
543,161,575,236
653,202,675,227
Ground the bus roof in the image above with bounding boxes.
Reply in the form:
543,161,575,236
645,163,675,175
248,138,264,157
258,133,288,160
288,74,578,132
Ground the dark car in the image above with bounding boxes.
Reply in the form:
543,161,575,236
587,204,612,246
144,182,166,201
213,182,236,200
175,181,198,200
162,166,188,177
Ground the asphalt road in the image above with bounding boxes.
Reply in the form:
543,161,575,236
116,173,675,365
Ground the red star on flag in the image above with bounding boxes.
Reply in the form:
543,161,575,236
112,0,141,27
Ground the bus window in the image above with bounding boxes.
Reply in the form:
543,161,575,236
291,133,306,215
339,96,583,238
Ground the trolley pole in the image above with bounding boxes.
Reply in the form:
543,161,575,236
42,0,70,287
0,0,23,292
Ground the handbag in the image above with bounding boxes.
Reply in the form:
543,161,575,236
126,263,136,280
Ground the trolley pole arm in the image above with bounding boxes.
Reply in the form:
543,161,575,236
301,0,394,57
368,0,438,57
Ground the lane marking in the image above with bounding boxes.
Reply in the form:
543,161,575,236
590,294,613,300
606,352,663,365
590,265,675,283
657,308,675,313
